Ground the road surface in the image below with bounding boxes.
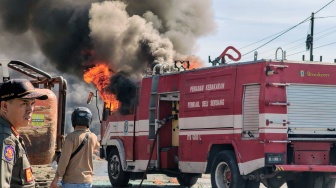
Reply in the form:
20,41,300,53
91,160,287,188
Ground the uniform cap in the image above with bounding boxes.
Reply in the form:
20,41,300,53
0,79,48,101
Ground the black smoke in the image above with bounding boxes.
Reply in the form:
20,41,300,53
0,0,93,77
0,0,215,76
0,0,216,128
106,72,137,115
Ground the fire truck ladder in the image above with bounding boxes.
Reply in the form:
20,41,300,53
1,60,52,82
149,75,159,140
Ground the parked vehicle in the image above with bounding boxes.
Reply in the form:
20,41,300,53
97,47,336,188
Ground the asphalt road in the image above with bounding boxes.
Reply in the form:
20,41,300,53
92,160,287,188
92,160,207,187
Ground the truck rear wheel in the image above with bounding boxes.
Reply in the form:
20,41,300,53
323,178,336,188
177,173,200,187
211,151,246,188
287,173,335,188
107,149,130,187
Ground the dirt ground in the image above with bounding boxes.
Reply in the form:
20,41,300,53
32,164,55,187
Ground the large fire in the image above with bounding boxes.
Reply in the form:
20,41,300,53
83,64,119,111
83,58,202,111
173,57,204,72
187,57,204,70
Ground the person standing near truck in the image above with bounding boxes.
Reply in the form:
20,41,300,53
50,107,99,188
0,79,48,187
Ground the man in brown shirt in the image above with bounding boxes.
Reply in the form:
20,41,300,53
50,107,99,188
0,79,48,188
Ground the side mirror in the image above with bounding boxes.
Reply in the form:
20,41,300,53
102,108,110,121
87,92,94,104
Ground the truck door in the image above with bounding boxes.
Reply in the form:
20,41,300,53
107,96,137,161
117,114,135,161
179,68,236,161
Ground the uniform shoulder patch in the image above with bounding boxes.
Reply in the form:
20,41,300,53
4,145,15,161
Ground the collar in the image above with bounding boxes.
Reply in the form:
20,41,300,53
74,126,89,131
10,126,20,136
0,115,20,136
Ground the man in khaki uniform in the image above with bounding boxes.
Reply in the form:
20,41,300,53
50,107,99,188
0,79,48,187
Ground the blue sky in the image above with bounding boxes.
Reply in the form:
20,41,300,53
196,0,336,64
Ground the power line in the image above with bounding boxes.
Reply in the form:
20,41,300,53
240,0,335,58
315,29,336,40
239,28,296,50
315,16,336,19
315,0,334,14
272,26,336,53
285,28,336,51
241,18,310,57
314,41,336,49
286,41,336,57
237,15,336,51
277,25,336,50
241,31,336,61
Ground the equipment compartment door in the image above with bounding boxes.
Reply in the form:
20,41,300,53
287,84,336,135
242,84,260,138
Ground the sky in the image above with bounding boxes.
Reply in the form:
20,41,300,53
196,0,336,64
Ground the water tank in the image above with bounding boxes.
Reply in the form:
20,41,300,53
18,88,58,165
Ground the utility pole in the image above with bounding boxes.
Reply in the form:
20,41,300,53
310,12,314,61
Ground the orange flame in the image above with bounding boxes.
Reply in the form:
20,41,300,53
83,64,119,111
187,56,205,70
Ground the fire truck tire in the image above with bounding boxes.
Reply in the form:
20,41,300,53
320,175,336,188
107,149,130,187
210,151,246,188
286,173,335,188
176,173,199,187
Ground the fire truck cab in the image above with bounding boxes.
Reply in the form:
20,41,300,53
99,48,336,188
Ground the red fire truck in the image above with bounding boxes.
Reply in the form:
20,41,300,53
98,47,336,188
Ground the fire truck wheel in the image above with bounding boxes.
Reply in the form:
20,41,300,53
316,175,336,188
286,173,335,188
107,149,130,187
210,151,246,188
323,178,336,188
176,173,200,187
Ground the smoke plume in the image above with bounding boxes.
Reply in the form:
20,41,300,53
0,0,216,130
1,0,215,75
106,71,137,115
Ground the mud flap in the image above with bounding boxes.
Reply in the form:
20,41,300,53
100,147,105,159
